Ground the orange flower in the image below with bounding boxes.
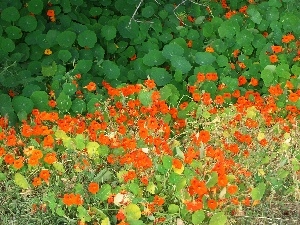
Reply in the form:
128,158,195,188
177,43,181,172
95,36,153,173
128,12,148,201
218,174,228,187
144,79,156,89
63,193,76,206
227,185,238,195
88,182,100,194
199,130,210,143
282,33,295,43
192,92,201,102
0,147,6,157
32,177,42,187
232,49,240,58
238,76,247,86
130,54,137,61
28,156,40,166
239,5,248,13
44,152,57,164
288,92,299,102
4,153,15,165
196,72,205,82
44,49,52,55
185,200,203,212
48,100,56,108
153,195,165,206
13,157,24,170
187,40,193,48
187,15,195,23
172,158,182,169
214,95,224,104
207,199,218,210
269,54,278,63
271,45,283,53
205,46,214,53
47,9,55,17
39,169,50,181
84,82,97,91
238,62,246,69
43,135,54,147
249,77,259,86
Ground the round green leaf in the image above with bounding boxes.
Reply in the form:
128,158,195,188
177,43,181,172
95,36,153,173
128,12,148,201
101,25,116,41
247,5,262,24
58,50,72,62
1,7,20,22
138,90,153,107
124,204,141,221
18,15,37,32
14,173,29,189
56,92,72,112
70,0,83,6
71,99,86,114
236,30,254,47
142,6,155,18
5,26,22,40
171,55,192,73
87,98,100,113
22,84,41,97
77,30,97,48
42,62,57,77
216,55,228,67
117,16,139,39
162,43,184,60
195,52,216,65
56,31,76,48
251,182,266,200
89,7,102,16
62,83,77,95
192,210,205,224
102,60,120,79
75,60,93,73
30,91,51,111
209,212,227,225
12,96,34,114
28,0,43,14
149,67,172,86
97,184,111,201
159,85,172,100
143,50,165,66
211,39,226,53
0,38,15,53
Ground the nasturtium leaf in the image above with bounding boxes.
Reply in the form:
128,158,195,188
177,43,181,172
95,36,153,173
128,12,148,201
101,218,110,225
236,30,254,47
117,16,139,39
291,65,300,76
171,55,192,73
28,0,43,14
58,50,72,62
124,204,141,221
174,70,183,82
71,99,86,114
247,5,262,24
62,83,77,95
221,76,239,92
138,90,153,107
56,31,76,48
74,134,85,150
5,26,22,40
42,61,57,77
187,29,200,40
149,67,172,86
159,85,172,100
0,38,15,53
162,155,172,169
162,43,184,60
268,0,282,7
75,60,93,73
211,39,226,53
97,184,111,201
158,9,168,19
70,0,84,6
56,206,65,217
202,22,214,38
275,64,290,79
87,142,100,157
30,45,43,61
1,7,20,22
77,205,91,222
216,55,228,67
14,173,29,189
30,91,50,111
206,171,218,188
89,7,102,16
18,15,37,32
12,96,34,114
168,204,179,213
87,98,100,113
93,44,105,60
129,183,140,195
17,110,27,121
143,50,165,66
56,92,72,113
261,67,275,87
209,212,227,225
251,182,266,200
53,162,65,173
102,60,120,79
265,7,279,21
142,6,155,18
218,20,239,38
101,25,116,41
195,52,216,65
146,182,156,194
192,210,205,224
195,16,205,25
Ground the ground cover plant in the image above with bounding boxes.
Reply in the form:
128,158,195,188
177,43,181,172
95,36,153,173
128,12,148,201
0,0,300,224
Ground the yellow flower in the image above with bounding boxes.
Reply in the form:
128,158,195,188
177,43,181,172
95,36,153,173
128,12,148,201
44,49,52,55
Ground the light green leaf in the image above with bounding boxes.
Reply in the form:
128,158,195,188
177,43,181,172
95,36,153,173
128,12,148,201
143,50,165,66
53,162,65,173
162,43,184,60
171,55,192,73
251,182,266,200
195,52,216,65
192,210,205,224
247,5,262,24
97,184,111,201
124,204,141,220
209,212,227,225
87,142,100,157
14,173,29,189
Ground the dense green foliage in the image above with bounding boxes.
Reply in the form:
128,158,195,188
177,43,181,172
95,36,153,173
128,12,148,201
0,0,300,125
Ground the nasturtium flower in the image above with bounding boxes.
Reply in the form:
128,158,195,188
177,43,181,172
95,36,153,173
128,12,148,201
44,49,52,55
47,10,55,17
88,182,99,194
